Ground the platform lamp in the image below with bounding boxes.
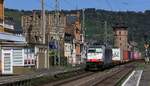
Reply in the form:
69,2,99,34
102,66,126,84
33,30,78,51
144,33,149,63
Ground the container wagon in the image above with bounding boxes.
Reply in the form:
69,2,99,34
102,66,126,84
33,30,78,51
123,50,129,62
112,48,123,65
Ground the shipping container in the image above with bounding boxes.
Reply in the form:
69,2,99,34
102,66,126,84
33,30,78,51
130,52,134,60
112,48,124,64
133,51,141,60
123,50,129,61
128,51,131,60
139,53,142,59
112,48,122,61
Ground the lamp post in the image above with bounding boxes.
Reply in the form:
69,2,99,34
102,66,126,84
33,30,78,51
144,43,149,63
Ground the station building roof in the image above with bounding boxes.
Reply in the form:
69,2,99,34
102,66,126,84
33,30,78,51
0,32,26,42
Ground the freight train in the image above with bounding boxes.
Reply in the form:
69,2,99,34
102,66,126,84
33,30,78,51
85,45,142,70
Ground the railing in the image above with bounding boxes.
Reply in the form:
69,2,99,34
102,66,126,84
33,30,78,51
0,22,14,30
0,17,14,30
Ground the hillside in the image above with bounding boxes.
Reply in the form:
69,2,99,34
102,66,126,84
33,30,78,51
4,8,32,33
84,8,150,51
5,8,150,51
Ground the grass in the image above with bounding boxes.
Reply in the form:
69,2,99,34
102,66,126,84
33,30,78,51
134,62,145,70
31,75,57,86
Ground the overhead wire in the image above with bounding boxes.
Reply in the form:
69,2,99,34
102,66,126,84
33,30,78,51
45,0,55,10
63,0,77,10
105,0,113,11
35,0,55,10
104,0,115,45
76,0,79,10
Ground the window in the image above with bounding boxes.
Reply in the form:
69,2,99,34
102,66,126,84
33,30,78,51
24,48,35,66
67,16,77,25
13,49,23,66
88,50,96,53
120,43,122,46
120,37,121,40
119,31,121,35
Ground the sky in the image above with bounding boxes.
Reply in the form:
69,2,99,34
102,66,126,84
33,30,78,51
4,0,150,12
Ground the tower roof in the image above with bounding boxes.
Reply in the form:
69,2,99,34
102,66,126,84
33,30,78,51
112,23,128,31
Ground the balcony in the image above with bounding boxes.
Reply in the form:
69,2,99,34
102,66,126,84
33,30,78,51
0,17,15,30
73,39,83,44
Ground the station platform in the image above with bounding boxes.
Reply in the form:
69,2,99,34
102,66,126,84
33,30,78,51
0,66,82,85
122,62,150,86
139,64,150,86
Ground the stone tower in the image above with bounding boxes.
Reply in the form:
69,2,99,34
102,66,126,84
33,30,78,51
113,23,128,51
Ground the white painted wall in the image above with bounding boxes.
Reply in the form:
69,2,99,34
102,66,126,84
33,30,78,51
1,47,36,74
72,42,77,65
64,43,72,57
2,49,13,74
64,43,73,64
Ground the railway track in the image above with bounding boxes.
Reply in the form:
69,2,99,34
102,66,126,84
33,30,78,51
47,72,94,86
0,67,84,86
91,67,134,86
43,63,135,86
0,62,135,86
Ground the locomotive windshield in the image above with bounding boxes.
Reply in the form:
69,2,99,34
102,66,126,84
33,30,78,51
88,50,96,53
88,48,102,53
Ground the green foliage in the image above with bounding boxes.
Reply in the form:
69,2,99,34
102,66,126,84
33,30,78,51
83,9,150,51
4,8,32,32
5,8,150,51
49,50,56,56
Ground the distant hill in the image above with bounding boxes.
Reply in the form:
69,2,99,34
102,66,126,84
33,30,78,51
5,8,32,33
83,8,150,51
5,8,150,51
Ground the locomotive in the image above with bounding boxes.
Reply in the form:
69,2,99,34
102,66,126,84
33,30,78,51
85,45,112,70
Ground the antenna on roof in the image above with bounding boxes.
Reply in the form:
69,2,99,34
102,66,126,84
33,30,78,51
76,0,78,10
41,0,46,44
